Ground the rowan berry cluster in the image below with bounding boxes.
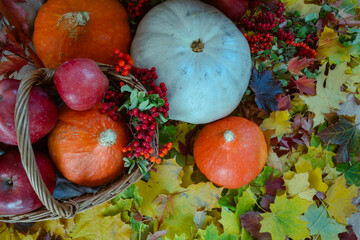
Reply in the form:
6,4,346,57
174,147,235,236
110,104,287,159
114,49,134,76
126,0,149,18
295,42,317,58
241,2,286,32
244,33,274,55
101,52,171,166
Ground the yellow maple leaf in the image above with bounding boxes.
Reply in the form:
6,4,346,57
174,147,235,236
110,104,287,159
67,202,133,240
284,172,317,201
260,111,292,137
323,163,341,186
308,168,329,192
317,27,350,64
295,158,312,173
0,223,40,240
324,175,359,224
32,218,74,240
136,158,222,239
281,0,321,16
300,63,349,126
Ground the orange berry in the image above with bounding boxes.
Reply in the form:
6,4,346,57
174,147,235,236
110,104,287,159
148,148,154,154
150,156,156,162
122,147,127,153
144,153,150,159
159,153,164,158
167,142,172,149
155,158,162,164
162,149,168,155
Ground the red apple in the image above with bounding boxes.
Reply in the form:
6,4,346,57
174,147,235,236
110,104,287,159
207,0,249,22
0,150,56,215
54,58,109,111
0,79,58,146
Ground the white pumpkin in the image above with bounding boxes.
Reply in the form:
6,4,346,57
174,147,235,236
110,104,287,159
130,0,251,124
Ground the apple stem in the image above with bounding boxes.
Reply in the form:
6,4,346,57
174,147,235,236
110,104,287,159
7,178,13,186
98,129,117,147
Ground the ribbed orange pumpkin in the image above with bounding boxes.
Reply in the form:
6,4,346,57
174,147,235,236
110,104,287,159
47,105,131,187
33,0,131,68
193,116,267,189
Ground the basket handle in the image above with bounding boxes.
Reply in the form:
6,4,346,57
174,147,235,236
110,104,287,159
14,68,77,218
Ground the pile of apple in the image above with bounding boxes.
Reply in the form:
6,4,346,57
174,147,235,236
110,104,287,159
0,58,111,216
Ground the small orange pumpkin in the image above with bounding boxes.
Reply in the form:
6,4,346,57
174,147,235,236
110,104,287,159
193,116,267,189
47,105,131,187
33,0,131,68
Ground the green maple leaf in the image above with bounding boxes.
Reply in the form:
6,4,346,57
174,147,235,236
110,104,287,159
197,223,239,240
298,145,336,170
300,204,346,240
337,161,360,186
300,63,349,126
319,117,360,162
260,194,312,240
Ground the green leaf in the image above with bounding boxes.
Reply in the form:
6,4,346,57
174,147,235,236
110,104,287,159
300,204,346,240
121,84,133,93
269,52,279,61
260,194,312,240
304,12,318,22
318,117,360,162
337,161,360,186
219,207,240,235
159,125,177,145
297,26,309,38
138,99,149,111
197,223,239,240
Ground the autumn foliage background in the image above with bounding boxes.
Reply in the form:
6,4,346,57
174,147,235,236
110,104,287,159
1,0,360,239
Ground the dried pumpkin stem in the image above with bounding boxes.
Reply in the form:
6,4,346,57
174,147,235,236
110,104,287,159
191,39,204,52
224,130,235,142
57,11,90,39
98,129,117,147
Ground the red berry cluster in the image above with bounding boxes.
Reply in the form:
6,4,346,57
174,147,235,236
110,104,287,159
276,28,296,46
295,42,317,58
241,2,286,31
131,66,158,85
100,90,124,121
126,0,149,18
244,33,274,56
304,34,319,48
114,49,134,76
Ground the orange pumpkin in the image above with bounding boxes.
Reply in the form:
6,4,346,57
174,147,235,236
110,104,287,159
33,0,131,68
47,105,131,187
193,116,267,189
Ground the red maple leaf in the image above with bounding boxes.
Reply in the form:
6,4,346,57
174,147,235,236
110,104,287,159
288,57,318,76
294,76,316,95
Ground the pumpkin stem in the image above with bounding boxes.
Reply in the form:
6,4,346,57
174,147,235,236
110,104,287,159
191,39,204,52
57,11,90,39
224,130,235,142
98,129,117,147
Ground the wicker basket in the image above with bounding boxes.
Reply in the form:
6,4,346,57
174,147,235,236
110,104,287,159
0,63,157,223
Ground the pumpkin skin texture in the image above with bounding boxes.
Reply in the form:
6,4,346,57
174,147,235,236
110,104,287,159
47,105,131,187
193,116,267,189
130,0,251,124
33,0,131,68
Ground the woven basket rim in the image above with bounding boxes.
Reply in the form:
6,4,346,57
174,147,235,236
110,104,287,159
0,63,158,223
